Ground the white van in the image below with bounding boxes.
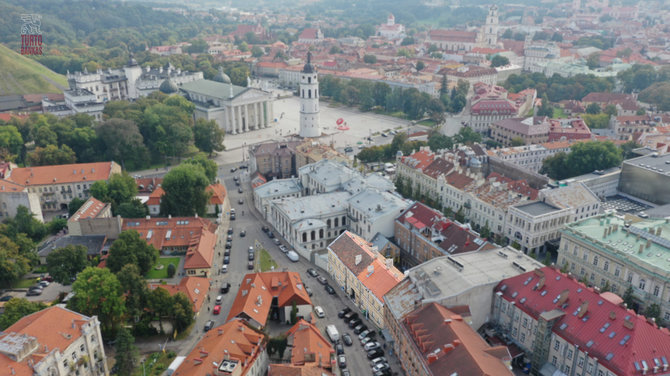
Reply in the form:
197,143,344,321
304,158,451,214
326,325,339,343
286,250,299,262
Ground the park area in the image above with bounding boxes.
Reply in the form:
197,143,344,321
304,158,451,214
145,257,180,279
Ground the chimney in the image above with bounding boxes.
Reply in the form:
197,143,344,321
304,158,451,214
577,300,589,318
224,349,230,360
609,311,616,320
218,329,224,336
168,214,172,219
195,213,198,218
646,239,651,249
639,244,644,254
146,215,150,220
657,227,662,236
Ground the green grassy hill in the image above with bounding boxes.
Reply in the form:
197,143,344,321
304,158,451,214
0,43,67,95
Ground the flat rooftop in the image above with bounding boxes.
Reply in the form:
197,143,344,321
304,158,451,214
600,195,651,214
514,201,563,216
624,153,670,174
562,214,670,273
273,191,350,220
254,178,301,198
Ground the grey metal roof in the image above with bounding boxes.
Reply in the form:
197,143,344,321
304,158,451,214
179,79,247,100
514,201,563,216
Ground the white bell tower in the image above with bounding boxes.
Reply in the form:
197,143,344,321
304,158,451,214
484,4,499,48
299,52,321,138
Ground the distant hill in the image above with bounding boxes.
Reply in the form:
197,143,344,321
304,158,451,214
0,43,67,95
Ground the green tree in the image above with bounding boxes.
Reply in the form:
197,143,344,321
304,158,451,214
90,172,138,215
186,39,208,54
581,113,610,129
68,267,125,337
401,36,415,46
440,74,448,96
603,104,618,117
623,285,635,308
96,118,149,170
185,154,218,184
586,53,601,70
160,164,211,216
171,292,194,333
47,218,67,235
114,327,139,376
330,45,342,54
5,206,46,242
586,103,601,114
116,199,149,218
116,264,148,322
510,137,525,146
193,118,225,156
427,130,453,152
106,230,159,275
0,298,46,329
251,46,264,58
26,144,76,166
646,303,662,323
290,301,298,324
148,287,172,334
540,141,623,180
416,61,425,71
46,245,88,285
167,263,176,278
620,141,641,160
490,55,510,67
68,197,87,217
537,94,554,117
454,127,482,145
480,222,491,239
0,126,23,160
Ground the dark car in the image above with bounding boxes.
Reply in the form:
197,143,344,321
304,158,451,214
238,198,244,205
240,230,246,237
338,307,352,318
338,355,347,369
239,164,248,169
224,249,230,256
223,256,230,264
28,285,42,292
348,318,362,328
307,268,319,278
225,242,232,249
227,235,233,241
235,180,240,186
26,289,42,296
247,261,254,270
316,276,328,285
305,286,313,296
367,349,384,360
342,333,353,346
238,187,243,194
227,228,234,235
341,370,351,376
335,342,344,355
0,295,12,302
325,284,336,295
230,167,237,172
262,226,269,233
220,282,230,294
204,320,215,331
344,146,353,153
343,312,358,323
354,324,367,334
230,213,236,220
248,252,255,261
267,231,275,238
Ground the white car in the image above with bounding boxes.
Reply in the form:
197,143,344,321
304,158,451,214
286,250,299,262
314,306,325,318
278,245,287,253
221,265,228,273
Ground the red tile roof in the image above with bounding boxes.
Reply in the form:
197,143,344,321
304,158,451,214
548,118,592,142
283,319,335,370
400,149,435,170
496,267,670,376
429,30,478,43
7,162,117,186
69,196,109,222
148,277,210,313
0,179,26,192
403,303,513,375
227,272,312,328
174,319,265,376
207,183,227,205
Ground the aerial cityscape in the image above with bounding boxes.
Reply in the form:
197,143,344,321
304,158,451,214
1,0,670,375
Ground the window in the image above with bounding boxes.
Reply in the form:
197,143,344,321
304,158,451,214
71,352,76,360
598,371,604,376
520,332,526,342
565,366,571,374
627,273,633,283
523,318,528,328
578,357,584,367
587,363,593,373
80,344,85,352
639,279,646,290
604,261,609,272
512,328,517,337
552,356,558,366
593,256,599,266
665,312,670,321
580,267,585,276
554,340,560,351
583,252,588,261
590,273,595,281
567,349,573,360
654,286,660,297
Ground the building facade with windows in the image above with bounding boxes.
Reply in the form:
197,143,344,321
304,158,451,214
557,214,670,320
505,201,572,254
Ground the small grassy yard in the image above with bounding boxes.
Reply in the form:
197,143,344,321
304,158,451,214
552,107,568,118
418,119,437,126
145,257,181,279
12,277,39,288
259,249,278,272
131,351,176,376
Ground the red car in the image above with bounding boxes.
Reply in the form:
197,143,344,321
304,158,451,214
213,305,221,315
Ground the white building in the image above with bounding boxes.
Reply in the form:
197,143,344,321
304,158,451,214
376,14,406,41
0,179,43,222
347,188,410,240
180,76,274,135
505,201,572,254
540,182,601,222
523,42,561,73
481,5,499,48
0,306,108,375
299,52,321,138
253,178,302,220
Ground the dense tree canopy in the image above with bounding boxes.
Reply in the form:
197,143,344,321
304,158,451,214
193,119,225,156
68,267,125,337
540,141,623,180
46,245,88,285
160,163,211,216
0,298,46,330
503,72,614,102
90,172,142,216
106,231,159,276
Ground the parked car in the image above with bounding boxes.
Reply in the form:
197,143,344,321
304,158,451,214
338,355,347,369
278,245,287,253
0,295,12,302
238,187,243,194
305,286,313,296
223,256,230,264
317,276,328,285
220,283,230,294
343,312,358,323
224,249,230,256
41,275,53,282
342,333,353,346
248,246,254,253
204,320,215,331
225,242,232,249
307,268,319,277
314,306,325,318
335,342,344,355
371,356,388,367
358,330,371,340
354,324,367,334
367,349,384,360
215,295,222,304
227,235,233,241
247,261,254,270
230,167,237,172
221,265,228,273
262,226,269,233
26,289,42,296
381,132,388,137
344,146,353,153
39,281,50,288
286,250,299,262
267,231,275,238
348,318,362,328
248,252,255,261
238,198,244,205
338,307,352,318
361,337,374,346
364,341,381,351
213,305,221,314
325,284,336,295
28,286,42,292
373,363,391,374
240,230,246,237
273,238,281,245
341,370,351,376
230,213,236,220
239,164,248,169
227,228,234,235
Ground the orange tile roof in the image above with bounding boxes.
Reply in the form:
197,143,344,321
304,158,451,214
146,186,164,206
0,307,95,375
148,277,210,313
207,183,227,205
0,179,26,192
184,229,216,270
269,364,335,376
283,320,335,370
357,258,404,301
400,149,435,170
7,162,116,186
69,196,109,222
227,272,312,328
174,319,265,376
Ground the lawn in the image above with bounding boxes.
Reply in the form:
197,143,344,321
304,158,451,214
259,249,278,272
12,277,39,288
418,119,437,126
552,107,568,119
132,351,176,376
145,257,181,279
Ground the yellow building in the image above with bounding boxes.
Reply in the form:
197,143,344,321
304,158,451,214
327,231,404,329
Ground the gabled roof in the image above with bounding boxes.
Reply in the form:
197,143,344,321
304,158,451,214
207,183,227,205
148,277,210,313
496,267,670,376
403,303,513,375
357,258,404,301
7,162,116,186
180,79,248,101
327,232,376,276
400,149,435,170
68,196,109,222
0,179,26,193
227,272,312,328
174,319,265,376
284,319,335,370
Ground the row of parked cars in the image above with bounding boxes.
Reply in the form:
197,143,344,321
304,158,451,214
337,307,391,376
